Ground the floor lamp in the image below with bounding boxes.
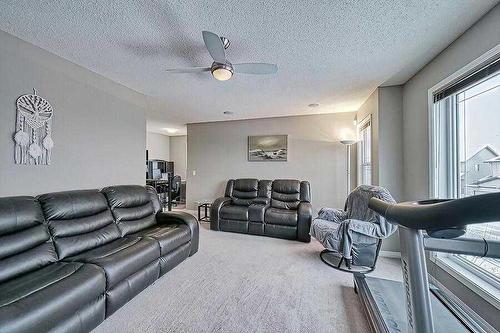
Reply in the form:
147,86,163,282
340,140,356,195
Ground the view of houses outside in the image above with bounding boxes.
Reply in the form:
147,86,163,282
457,72,500,279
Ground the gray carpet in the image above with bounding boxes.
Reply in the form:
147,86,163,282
92,222,401,333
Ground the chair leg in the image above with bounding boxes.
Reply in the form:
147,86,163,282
320,249,374,274
337,256,343,268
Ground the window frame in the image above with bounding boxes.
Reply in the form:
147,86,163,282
428,44,500,310
357,114,372,186
428,45,500,197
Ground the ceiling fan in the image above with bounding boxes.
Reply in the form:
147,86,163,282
166,31,278,81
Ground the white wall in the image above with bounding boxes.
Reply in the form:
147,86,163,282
0,30,147,196
187,113,357,213
170,135,187,180
403,4,500,200
146,132,170,161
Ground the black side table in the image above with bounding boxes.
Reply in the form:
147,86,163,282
197,202,211,222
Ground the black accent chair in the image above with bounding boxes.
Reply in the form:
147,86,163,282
0,185,199,333
211,179,312,242
170,175,182,205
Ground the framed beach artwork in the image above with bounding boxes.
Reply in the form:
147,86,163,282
248,135,288,161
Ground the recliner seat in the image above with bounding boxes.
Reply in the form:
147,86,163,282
0,185,199,333
38,188,161,316
211,179,312,242
102,185,197,277
217,179,260,233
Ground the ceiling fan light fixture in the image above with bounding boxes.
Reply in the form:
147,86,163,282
211,62,234,81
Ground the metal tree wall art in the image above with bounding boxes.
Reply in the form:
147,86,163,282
13,89,54,165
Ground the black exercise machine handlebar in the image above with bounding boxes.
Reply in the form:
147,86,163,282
369,192,500,239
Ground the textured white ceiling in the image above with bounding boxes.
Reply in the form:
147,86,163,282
1,0,498,131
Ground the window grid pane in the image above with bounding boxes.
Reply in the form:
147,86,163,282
359,121,372,185
432,68,500,280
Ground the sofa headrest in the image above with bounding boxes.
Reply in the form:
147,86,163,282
229,179,259,206
0,196,57,283
272,179,300,194
38,189,108,220
234,179,259,192
38,189,119,259
0,196,44,235
145,185,161,213
101,185,156,236
101,185,150,209
271,179,310,210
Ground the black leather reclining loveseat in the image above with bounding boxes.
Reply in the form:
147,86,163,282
0,185,199,333
210,179,312,242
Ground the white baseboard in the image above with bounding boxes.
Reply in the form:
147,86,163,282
379,250,401,259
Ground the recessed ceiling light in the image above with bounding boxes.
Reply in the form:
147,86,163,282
308,103,320,108
162,128,178,134
223,111,233,115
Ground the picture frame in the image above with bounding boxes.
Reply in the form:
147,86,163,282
248,135,288,161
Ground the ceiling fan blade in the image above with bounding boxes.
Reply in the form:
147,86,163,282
202,31,226,63
233,63,278,74
165,67,211,73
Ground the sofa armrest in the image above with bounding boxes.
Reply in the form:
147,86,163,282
156,211,199,256
297,202,313,242
248,203,269,223
210,197,232,231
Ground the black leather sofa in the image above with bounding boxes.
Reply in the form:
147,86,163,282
0,185,198,333
210,179,312,242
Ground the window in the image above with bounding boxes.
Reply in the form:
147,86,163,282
430,57,500,288
358,116,372,186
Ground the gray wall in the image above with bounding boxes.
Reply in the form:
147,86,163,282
170,135,187,180
147,132,170,161
356,87,404,252
403,4,500,200
402,5,500,329
357,89,380,185
187,113,357,213
378,86,404,201
0,30,147,196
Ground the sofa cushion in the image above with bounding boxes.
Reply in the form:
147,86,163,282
265,207,298,226
271,180,301,210
38,189,120,259
133,224,191,256
220,205,249,221
0,196,57,284
66,237,160,289
254,180,272,204
231,179,258,206
219,219,248,233
265,224,297,239
0,262,105,333
101,185,157,236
